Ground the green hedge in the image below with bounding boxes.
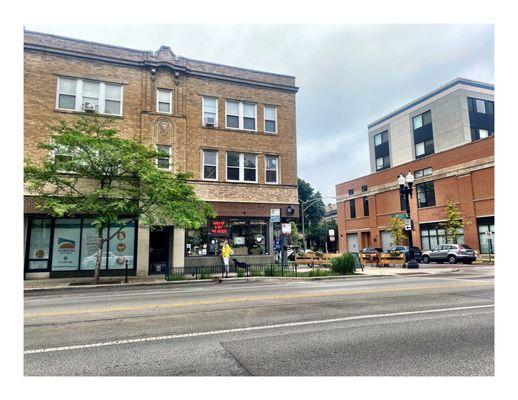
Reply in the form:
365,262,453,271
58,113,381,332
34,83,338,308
330,253,356,275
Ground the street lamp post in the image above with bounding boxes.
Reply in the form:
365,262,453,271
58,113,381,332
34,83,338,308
398,171,419,269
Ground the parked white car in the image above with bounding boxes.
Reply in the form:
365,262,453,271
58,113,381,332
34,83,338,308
81,252,133,269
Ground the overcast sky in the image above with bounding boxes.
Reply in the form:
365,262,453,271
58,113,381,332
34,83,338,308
26,24,494,201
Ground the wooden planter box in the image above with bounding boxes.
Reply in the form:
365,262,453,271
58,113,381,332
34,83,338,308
379,253,405,267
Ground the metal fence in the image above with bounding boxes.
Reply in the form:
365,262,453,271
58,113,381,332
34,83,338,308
166,263,333,281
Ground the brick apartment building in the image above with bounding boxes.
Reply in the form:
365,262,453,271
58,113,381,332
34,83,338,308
24,31,299,279
335,78,494,255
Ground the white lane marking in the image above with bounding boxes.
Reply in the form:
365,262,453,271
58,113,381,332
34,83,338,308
24,304,493,355
398,275,494,284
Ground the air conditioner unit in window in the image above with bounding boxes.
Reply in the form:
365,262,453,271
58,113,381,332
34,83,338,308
83,102,96,112
204,116,215,127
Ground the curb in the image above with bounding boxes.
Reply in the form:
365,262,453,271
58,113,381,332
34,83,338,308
24,273,381,295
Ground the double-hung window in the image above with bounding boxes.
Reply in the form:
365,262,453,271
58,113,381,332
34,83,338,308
412,110,434,158
416,181,436,208
415,139,434,158
264,105,277,133
467,97,494,141
376,155,390,170
157,89,172,114
468,97,494,115
56,77,123,116
156,145,172,170
363,196,369,217
202,97,218,126
202,150,218,180
414,167,432,178
265,155,279,184
374,130,390,171
349,199,356,219
225,101,257,131
226,152,257,183
374,131,389,146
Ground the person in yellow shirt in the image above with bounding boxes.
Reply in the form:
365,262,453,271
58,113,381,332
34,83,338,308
221,240,233,278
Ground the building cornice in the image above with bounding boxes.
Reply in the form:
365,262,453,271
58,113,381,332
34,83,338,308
367,78,494,130
24,39,299,94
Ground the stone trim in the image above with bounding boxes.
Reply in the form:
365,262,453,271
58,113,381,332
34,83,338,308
24,40,298,93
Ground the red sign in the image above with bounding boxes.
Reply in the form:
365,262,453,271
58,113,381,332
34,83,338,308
210,220,228,235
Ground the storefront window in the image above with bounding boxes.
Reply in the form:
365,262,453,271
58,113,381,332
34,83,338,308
185,225,210,256
51,219,81,271
26,217,137,273
27,218,52,270
420,223,464,250
185,218,269,256
477,217,495,254
107,219,136,269
80,219,108,270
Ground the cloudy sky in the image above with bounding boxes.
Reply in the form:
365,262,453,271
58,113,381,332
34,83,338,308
26,24,494,201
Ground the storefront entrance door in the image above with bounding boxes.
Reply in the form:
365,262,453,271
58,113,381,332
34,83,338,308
149,228,170,274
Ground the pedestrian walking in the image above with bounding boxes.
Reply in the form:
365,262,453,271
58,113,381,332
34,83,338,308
221,240,233,278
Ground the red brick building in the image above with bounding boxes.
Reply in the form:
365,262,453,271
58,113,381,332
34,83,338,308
335,79,494,254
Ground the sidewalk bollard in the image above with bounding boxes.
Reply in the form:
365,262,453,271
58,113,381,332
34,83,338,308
125,259,128,284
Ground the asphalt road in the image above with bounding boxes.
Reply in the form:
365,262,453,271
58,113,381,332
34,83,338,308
24,266,494,376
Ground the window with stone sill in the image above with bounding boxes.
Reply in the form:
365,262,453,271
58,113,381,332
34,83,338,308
56,77,123,116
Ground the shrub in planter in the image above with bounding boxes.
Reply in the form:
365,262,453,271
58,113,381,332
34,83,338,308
330,253,356,275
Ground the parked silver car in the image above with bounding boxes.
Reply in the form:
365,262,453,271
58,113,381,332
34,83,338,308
421,244,476,264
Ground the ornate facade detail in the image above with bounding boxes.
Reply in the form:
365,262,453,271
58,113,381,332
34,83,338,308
154,117,173,143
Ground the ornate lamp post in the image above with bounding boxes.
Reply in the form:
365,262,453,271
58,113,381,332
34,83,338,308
398,171,419,269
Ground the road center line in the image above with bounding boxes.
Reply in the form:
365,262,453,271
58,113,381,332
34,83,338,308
24,304,494,355
24,281,492,318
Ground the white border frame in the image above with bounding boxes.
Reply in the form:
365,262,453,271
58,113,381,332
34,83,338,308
264,155,280,185
225,100,257,132
156,88,173,114
225,152,258,183
201,149,219,181
156,144,172,171
55,76,123,116
264,105,278,134
202,96,218,127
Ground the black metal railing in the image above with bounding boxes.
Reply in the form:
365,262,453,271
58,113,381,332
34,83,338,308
165,263,349,281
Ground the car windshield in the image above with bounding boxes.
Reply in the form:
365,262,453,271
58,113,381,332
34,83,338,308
461,244,472,249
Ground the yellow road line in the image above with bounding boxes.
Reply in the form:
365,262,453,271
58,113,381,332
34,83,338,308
24,281,493,319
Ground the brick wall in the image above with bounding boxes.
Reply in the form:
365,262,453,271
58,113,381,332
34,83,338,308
335,138,494,253
24,31,298,214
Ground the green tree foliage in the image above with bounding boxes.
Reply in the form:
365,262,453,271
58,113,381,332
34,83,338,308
439,200,466,244
290,221,300,247
388,217,406,246
298,178,325,225
24,117,214,283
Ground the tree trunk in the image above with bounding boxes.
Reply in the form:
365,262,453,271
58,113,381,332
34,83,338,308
94,235,103,284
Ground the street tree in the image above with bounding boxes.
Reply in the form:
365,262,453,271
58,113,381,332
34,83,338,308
24,117,214,283
297,178,325,225
388,217,406,246
439,200,467,244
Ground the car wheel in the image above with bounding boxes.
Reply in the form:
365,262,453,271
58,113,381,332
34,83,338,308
448,255,457,264
421,255,430,264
